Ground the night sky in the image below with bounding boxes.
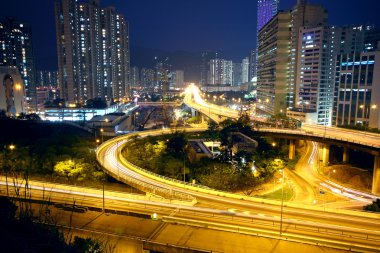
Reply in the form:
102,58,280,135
1,0,380,70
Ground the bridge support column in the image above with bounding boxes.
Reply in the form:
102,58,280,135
322,144,330,166
289,139,295,160
343,147,349,163
191,108,197,118
372,156,380,195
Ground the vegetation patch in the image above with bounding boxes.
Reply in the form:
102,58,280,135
123,116,296,194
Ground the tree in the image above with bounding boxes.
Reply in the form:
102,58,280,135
166,131,188,155
54,159,103,182
72,237,103,253
364,199,380,212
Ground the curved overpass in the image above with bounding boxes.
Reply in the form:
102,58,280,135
96,128,380,252
183,85,380,150
183,85,380,194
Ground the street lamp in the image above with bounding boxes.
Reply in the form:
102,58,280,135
100,128,104,143
134,111,139,131
5,144,15,196
279,168,285,236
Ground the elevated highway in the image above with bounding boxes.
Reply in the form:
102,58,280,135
95,128,380,252
183,85,380,194
2,176,379,252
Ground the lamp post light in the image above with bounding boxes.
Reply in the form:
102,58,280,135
5,144,15,196
100,128,104,143
359,104,366,130
134,111,139,131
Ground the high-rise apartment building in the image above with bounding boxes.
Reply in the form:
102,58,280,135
201,51,217,86
255,0,279,81
257,11,291,115
140,68,155,90
169,70,185,90
130,66,140,89
0,18,36,110
295,25,375,125
37,70,59,88
232,63,242,86
241,57,249,83
364,27,380,52
296,26,338,125
248,49,257,81
333,51,380,129
55,0,130,104
257,0,280,32
289,0,327,110
209,59,233,85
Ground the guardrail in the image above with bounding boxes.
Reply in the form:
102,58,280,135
259,128,380,149
3,177,379,253
97,128,380,220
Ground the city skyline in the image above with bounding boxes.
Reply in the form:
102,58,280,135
1,0,379,70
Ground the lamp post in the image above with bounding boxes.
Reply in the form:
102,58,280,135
279,168,285,236
134,111,139,131
359,104,366,130
370,104,377,130
5,144,15,196
100,128,104,143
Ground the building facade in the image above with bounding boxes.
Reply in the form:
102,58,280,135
294,25,376,125
130,66,140,89
209,59,233,86
201,51,217,86
169,70,185,90
0,66,26,116
257,0,280,32
257,11,291,115
333,51,380,129
289,0,327,110
55,0,130,105
140,68,155,90
241,57,249,84
0,18,36,110
37,70,59,88
295,26,339,125
232,63,242,86
248,49,257,81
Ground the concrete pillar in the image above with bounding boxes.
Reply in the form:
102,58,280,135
322,144,330,166
289,139,295,160
191,108,197,118
343,147,349,163
372,156,380,195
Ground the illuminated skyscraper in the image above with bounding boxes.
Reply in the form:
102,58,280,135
257,11,291,115
257,0,279,32
55,0,130,104
209,59,233,85
201,51,217,86
255,1,279,84
0,18,36,110
289,0,327,109
130,67,140,89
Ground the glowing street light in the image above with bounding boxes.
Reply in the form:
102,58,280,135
9,144,15,150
